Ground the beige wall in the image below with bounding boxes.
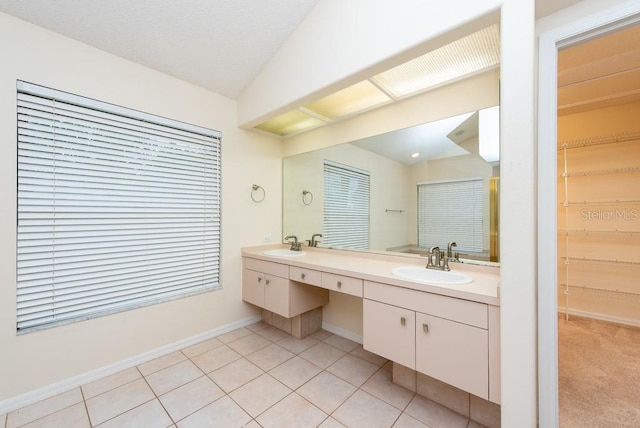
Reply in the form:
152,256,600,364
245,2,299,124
0,12,282,401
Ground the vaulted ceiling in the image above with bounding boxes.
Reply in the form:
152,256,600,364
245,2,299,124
0,0,582,103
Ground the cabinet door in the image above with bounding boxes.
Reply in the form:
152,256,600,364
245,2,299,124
243,269,265,308
363,299,415,369
264,275,290,318
416,312,489,399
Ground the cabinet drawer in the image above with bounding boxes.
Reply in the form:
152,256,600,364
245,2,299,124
364,281,487,329
321,273,363,297
290,266,322,286
244,258,289,278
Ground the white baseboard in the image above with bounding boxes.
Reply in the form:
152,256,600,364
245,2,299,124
322,322,363,344
0,315,260,414
558,307,640,328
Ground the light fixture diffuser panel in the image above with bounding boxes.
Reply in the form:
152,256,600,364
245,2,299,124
303,80,391,120
255,109,325,136
372,25,500,98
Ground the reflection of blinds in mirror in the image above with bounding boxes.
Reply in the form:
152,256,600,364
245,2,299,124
323,160,370,249
418,178,483,252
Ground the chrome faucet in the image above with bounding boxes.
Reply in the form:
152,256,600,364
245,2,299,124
426,246,450,271
284,235,302,251
447,241,459,262
310,233,322,247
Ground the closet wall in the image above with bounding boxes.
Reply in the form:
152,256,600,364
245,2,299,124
557,100,640,325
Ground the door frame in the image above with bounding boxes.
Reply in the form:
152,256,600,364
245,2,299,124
537,1,640,426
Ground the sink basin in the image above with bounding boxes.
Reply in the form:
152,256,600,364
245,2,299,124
263,249,306,257
391,266,473,285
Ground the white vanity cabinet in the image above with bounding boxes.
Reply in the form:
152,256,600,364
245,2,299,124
243,257,328,318
241,247,500,404
363,280,493,400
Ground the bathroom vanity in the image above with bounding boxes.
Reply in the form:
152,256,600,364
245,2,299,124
241,244,501,404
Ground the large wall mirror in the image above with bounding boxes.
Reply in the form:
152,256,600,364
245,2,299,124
283,107,500,263
283,71,501,264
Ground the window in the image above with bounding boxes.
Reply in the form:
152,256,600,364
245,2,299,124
323,160,370,249
16,81,221,332
417,178,483,253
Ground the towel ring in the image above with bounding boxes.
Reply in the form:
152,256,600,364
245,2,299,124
302,190,314,205
251,184,265,203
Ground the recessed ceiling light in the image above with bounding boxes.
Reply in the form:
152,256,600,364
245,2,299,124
411,152,420,158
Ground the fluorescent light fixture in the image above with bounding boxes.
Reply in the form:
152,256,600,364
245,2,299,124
479,106,500,164
252,24,500,137
411,152,420,158
254,110,325,136
371,25,500,98
303,80,391,120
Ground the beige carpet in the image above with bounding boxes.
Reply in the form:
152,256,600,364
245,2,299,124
559,316,640,427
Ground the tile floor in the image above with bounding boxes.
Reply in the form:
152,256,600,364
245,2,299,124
3,322,486,428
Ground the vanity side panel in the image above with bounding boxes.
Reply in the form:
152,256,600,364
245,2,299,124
488,304,501,404
289,282,330,317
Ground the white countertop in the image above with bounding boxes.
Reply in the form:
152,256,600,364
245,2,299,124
242,245,500,306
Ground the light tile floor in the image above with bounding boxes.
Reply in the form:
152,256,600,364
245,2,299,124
3,322,486,428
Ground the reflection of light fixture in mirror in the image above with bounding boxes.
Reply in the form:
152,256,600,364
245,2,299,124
411,152,420,158
479,105,500,165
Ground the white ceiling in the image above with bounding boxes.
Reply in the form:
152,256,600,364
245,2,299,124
0,0,583,102
0,0,320,99
351,112,478,166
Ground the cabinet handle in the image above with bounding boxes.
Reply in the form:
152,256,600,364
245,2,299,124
301,273,306,280
423,323,429,333
265,279,270,285
257,276,262,283
400,316,406,326
337,281,342,288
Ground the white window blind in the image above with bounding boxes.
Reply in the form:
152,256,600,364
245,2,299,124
16,81,222,332
417,178,483,253
323,160,370,249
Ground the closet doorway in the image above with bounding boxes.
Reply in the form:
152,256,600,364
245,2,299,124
538,3,640,427
556,22,640,427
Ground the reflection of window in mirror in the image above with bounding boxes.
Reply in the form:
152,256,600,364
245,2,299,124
323,160,370,249
418,178,484,255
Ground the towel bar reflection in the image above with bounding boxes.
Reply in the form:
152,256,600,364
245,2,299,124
302,190,314,205
251,184,265,203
